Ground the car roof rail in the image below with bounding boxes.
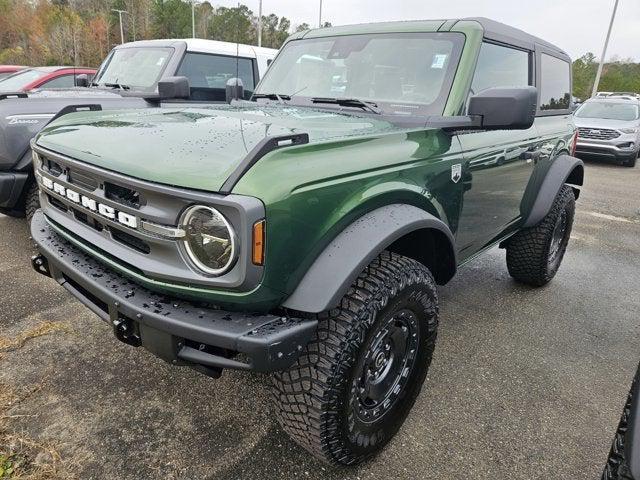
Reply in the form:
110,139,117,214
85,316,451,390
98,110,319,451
0,92,28,100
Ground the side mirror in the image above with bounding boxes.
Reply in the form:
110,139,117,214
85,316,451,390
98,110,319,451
75,74,88,88
157,76,190,100
225,78,244,103
469,86,537,130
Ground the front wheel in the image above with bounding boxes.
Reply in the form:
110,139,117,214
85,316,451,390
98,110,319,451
24,181,40,222
506,185,575,287
272,251,439,465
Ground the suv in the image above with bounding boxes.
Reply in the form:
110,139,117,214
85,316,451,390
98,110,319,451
574,95,640,167
29,18,583,465
0,66,97,92
0,39,276,219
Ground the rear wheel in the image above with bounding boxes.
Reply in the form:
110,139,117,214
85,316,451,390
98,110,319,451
272,251,438,465
506,185,575,286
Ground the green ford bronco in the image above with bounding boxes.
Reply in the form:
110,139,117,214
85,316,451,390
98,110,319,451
29,18,584,465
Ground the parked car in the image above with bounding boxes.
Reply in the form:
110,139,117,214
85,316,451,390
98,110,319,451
603,362,640,480
0,66,97,92
29,18,583,465
0,39,277,218
574,95,640,167
0,65,27,80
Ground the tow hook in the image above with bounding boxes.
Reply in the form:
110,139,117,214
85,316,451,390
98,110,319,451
112,316,142,347
31,254,51,277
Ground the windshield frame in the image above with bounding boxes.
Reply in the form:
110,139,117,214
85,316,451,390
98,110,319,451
253,31,466,116
92,46,176,92
575,101,640,121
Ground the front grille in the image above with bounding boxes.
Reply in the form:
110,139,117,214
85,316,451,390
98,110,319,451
68,169,99,191
72,208,104,232
42,157,63,177
111,228,151,254
105,182,141,209
47,193,68,212
33,143,264,290
578,127,620,140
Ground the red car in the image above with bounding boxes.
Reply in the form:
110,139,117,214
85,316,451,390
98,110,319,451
0,65,27,80
0,66,97,92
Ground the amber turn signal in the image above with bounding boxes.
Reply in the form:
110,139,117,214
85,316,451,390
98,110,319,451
252,220,265,265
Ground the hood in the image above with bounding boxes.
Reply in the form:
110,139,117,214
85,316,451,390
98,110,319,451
35,104,405,192
573,115,639,130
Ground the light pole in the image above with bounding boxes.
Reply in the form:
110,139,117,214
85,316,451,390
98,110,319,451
191,0,196,38
258,0,262,47
112,9,127,44
592,0,620,97
319,0,323,28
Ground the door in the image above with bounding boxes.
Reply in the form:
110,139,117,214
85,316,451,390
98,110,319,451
455,41,540,261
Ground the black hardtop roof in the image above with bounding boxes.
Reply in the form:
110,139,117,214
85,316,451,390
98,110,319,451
463,17,569,59
297,17,570,61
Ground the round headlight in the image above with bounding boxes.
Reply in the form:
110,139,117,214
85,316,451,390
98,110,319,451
181,206,237,275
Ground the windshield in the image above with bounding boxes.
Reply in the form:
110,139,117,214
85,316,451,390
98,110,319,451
0,69,48,91
255,32,464,115
575,102,640,121
93,47,173,90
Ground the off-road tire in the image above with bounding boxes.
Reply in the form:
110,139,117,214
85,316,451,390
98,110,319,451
272,251,439,465
602,365,639,480
24,181,40,222
506,184,575,286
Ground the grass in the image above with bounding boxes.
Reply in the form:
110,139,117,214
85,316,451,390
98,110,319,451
0,321,70,356
0,321,76,479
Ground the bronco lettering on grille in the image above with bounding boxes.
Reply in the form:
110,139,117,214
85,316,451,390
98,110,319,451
39,174,138,228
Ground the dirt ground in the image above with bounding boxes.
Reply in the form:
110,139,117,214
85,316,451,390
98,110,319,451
1,160,639,479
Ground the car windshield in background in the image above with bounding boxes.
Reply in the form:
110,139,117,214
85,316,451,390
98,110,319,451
0,69,48,91
92,47,173,90
255,32,464,115
576,102,640,121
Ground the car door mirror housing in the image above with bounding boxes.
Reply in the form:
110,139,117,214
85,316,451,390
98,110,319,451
468,86,538,130
157,76,190,100
225,78,244,103
75,74,88,88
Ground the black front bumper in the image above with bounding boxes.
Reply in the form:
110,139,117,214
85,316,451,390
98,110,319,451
30,211,317,377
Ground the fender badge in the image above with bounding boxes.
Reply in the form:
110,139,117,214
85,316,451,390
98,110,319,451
451,164,462,183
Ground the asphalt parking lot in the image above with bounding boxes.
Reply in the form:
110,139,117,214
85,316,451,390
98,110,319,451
1,160,639,480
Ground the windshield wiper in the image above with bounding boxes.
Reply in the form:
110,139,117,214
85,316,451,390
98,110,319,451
252,93,291,103
311,97,381,114
103,82,130,90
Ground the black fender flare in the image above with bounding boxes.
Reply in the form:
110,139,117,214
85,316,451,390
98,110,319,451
281,203,457,313
523,155,584,228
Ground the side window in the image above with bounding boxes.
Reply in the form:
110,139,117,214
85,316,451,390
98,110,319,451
470,42,530,98
177,53,256,101
40,74,75,89
539,54,571,111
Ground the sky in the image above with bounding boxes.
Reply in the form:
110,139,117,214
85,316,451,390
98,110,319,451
212,0,640,61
